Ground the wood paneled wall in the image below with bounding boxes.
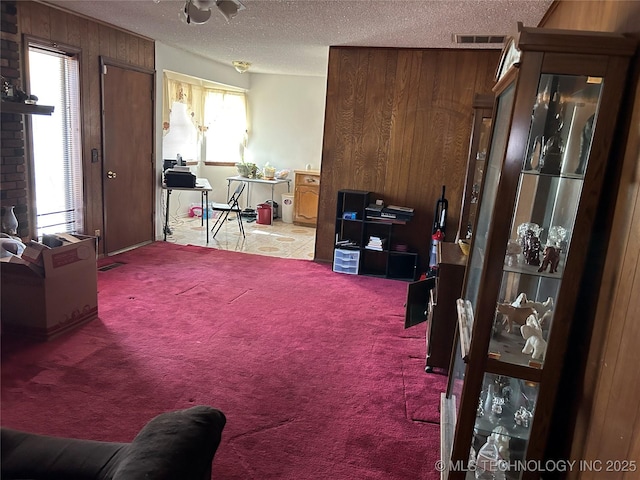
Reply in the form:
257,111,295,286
15,1,153,248
540,1,640,476
316,47,500,269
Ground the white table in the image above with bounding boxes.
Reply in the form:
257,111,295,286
162,178,213,243
225,175,291,224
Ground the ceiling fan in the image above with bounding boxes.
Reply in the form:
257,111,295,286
181,0,246,24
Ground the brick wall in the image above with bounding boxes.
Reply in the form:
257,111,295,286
0,0,29,239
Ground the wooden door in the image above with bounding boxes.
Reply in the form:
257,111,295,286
293,172,320,226
101,60,154,254
294,186,318,224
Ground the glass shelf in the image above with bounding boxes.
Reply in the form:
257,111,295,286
502,263,562,279
489,269,561,369
474,378,538,442
488,331,544,369
470,374,539,480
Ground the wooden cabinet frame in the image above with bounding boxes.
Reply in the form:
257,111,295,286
441,24,636,480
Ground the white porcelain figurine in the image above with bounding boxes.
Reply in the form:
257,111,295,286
512,293,554,325
520,315,547,361
496,302,537,333
490,426,511,461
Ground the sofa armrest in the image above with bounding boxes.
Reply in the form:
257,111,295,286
112,405,226,480
1,405,226,480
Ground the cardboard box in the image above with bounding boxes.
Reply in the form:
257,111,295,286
1,234,98,340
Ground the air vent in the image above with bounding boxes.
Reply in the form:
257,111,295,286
454,34,506,45
98,262,125,271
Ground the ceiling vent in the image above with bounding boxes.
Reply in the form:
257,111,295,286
454,34,506,45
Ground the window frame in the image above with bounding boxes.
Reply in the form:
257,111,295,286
162,71,247,168
23,36,85,240
202,89,248,167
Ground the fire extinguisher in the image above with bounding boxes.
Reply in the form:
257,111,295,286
429,186,448,275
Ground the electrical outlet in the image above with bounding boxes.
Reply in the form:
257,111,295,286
94,229,101,238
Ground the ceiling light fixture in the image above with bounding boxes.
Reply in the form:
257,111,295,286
232,61,251,74
180,0,245,25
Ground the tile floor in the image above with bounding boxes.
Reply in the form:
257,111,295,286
163,212,317,260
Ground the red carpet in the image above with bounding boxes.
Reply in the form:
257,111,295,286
1,242,446,479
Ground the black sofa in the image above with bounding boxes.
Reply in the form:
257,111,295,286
1,405,226,480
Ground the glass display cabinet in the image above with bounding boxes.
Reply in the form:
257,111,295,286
440,24,636,480
456,94,494,242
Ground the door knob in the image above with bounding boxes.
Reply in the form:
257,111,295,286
107,171,117,179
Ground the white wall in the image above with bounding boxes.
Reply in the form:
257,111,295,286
154,42,327,237
245,74,326,170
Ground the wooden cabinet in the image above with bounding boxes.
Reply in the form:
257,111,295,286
440,24,636,480
426,242,467,372
404,242,466,372
293,170,320,226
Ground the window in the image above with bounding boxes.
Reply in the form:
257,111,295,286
27,44,83,237
203,90,247,165
163,101,198,162
162,72,247,167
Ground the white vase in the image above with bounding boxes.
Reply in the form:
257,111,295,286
2,205,19,236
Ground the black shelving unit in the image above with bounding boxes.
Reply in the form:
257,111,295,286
334,190,418,281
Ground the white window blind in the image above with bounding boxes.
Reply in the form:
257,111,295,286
28,46,83,237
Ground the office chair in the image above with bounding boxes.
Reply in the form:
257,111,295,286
210,182,246,239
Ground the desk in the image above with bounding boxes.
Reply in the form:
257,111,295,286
225,175,291,224
163,178,213,243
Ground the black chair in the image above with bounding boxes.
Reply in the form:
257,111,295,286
210,182,246,239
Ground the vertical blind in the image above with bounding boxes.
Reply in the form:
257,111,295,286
28,45,84,237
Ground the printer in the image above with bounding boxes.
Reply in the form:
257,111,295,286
164,166,196,188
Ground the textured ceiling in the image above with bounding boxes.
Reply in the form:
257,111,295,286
44,0,554,77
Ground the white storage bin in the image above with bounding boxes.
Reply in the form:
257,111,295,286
281,193,294,223
333,248,360,275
